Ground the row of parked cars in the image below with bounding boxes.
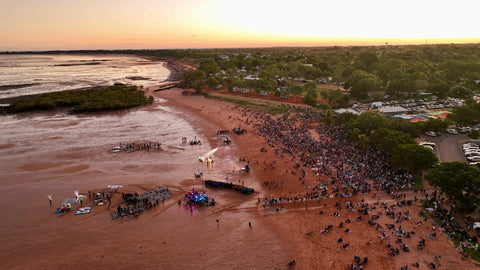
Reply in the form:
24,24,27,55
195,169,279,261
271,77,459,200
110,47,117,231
463,142,480,165
426,124,480,137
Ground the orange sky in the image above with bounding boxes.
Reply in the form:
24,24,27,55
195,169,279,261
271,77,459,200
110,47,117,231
1,0,479,51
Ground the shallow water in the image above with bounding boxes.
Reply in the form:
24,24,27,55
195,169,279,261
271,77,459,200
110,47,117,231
0,54,170,99
0,96,287,269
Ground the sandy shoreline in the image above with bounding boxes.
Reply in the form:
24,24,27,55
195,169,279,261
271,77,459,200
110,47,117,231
0,56,478,269
150,87,480,270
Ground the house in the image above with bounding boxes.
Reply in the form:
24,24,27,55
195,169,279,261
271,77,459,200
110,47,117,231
370,102,383,109
276,86,288,92
241,88,250,94
377,106,409,116
232,87,239,93
259,91,268,96
244,74,259,81
218,55,230,61
334,108,363,115
293,77,306,83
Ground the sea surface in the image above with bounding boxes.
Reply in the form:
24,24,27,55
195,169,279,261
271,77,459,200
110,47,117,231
0,54,287,269
0,54,170,100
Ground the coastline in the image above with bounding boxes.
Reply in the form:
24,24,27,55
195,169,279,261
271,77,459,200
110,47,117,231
151,87,480,270
0,55,478,269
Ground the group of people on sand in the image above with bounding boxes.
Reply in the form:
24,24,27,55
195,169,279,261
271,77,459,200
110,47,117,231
112,141,162,152
227,106,413,206
112,187,171,219
248,106,413,196
227,105,474,268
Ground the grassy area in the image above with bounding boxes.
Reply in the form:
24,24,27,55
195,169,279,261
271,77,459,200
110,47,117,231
207,93,294,115
315,85,340,97
8,84,153,113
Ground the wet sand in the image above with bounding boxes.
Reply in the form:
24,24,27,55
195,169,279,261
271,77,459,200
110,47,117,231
0,92,288,269
0,84,479,269
152,88,480,270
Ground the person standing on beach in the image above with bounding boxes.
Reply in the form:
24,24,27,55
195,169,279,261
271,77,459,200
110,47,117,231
47,195,53,206
249,221,252,228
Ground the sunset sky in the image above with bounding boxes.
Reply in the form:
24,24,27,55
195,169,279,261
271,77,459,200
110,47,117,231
1,0,479,51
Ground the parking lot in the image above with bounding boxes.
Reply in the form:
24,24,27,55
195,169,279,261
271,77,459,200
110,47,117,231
423,133,469,163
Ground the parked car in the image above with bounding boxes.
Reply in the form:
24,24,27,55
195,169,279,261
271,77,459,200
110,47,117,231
465,127,472,132
457,127,468,133
420,142,436,148
447,129,458,135
465,152,480,158
425,131,437,137
467,156,480,162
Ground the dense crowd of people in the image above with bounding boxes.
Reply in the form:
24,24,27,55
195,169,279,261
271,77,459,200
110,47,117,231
228,105,480,268
230,106,415,204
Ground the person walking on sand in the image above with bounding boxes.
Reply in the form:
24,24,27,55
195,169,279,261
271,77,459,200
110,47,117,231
47,195,53,206
249,221,252,228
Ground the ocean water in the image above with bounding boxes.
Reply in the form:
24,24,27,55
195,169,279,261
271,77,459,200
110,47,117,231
0,54,170,100
0,54,288,269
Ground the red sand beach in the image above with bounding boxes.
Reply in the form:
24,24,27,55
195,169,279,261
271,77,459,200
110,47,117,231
0,82,479,269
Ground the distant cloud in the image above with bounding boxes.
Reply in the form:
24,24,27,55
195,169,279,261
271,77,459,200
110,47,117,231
189,35,197,38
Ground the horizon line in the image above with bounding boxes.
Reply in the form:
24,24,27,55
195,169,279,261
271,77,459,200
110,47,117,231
2,41,480,53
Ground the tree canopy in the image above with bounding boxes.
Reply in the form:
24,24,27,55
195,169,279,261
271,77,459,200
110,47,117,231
427,162,480,211
392,144,438,172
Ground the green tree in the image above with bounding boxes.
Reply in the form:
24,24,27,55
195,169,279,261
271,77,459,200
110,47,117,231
207,77,220,88
304,81,317,92
346,111,388,136
317,103,331,110
370,128,416,154
421,118,448,132
426,162,480,211
392,144,438,172
468,129,480,140
199,59,220,76
289,85,304,103
183,69,205,94
449,86,472,99
350,77,379,100
302,92,317,107
323,109,335,125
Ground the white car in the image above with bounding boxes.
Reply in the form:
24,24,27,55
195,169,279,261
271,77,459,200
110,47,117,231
463,143,478,147
420,142,436,148
467,156,480,162
457,127,467,133
470,161,480,166
425,131,437,137
447,129,458,135
465,127,472,132
466,152,480,158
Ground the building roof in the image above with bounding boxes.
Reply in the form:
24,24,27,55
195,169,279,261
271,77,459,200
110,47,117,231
377,106,409,114
334,108,363,115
